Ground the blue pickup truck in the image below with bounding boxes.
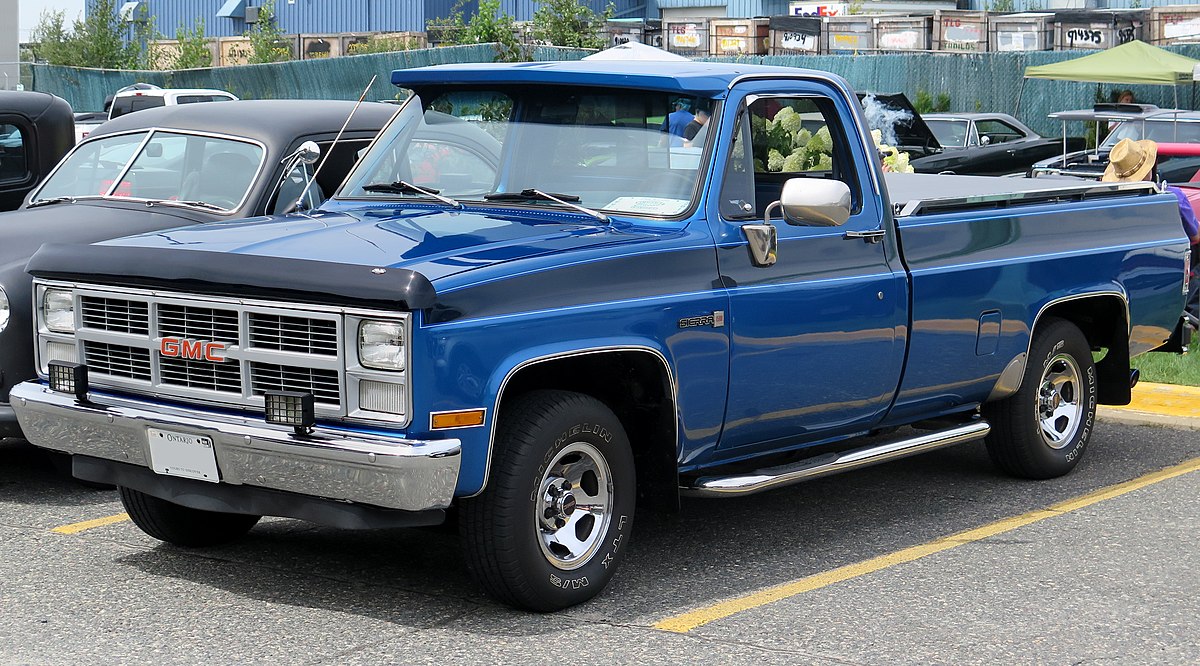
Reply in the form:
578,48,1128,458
9,61,1190,611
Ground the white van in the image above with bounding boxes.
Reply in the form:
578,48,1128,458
108,86,238,120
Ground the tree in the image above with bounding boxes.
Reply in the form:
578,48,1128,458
173,19,212,69
29,0,148,69
531,0,613,50
430,0,523,61
246,0,292,64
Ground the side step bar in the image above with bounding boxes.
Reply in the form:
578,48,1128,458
681,419,991,498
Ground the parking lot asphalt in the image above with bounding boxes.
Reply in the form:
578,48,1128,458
1,393,1198,664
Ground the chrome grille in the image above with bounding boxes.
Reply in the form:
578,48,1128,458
73,288,347,415
80,296,149,335
159,304,239,344
161,356,242,393
249,313,338,355
83,341,152,380
250,363,341,405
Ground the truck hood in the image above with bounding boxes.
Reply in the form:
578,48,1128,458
99,206,652,285
0,200,201,272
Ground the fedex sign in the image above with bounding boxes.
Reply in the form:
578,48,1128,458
789,2,848,17
160,338,227,362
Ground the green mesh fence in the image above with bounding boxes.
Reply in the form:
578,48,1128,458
29,44,593,112
30,43,1200,137
708,45,1200,137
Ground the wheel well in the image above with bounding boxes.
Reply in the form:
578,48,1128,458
1038,295,1131,405
500,351,679,510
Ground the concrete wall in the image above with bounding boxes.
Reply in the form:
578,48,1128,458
0,0,18,90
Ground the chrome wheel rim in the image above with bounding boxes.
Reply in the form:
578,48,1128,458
1038,353,1084,450
535,441,613,570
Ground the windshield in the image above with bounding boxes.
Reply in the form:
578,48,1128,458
1102,119,1200,149
339,87,716,218
925,119,969,148
34,130,265,211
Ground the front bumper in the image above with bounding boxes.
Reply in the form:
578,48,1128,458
9,382,461,512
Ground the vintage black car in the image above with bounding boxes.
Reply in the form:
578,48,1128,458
0,91,74,211
912,112,1087,176
0,99,395,438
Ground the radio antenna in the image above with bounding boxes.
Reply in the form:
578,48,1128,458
293,74,378,210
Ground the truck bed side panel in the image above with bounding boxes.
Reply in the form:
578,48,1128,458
885,194,1187,425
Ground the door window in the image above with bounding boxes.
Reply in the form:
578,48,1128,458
0,123,28,184
975,119,1023,144
723,96,861,218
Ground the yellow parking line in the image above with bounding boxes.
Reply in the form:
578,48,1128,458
655,456,1200,634
1107,382,1200,419
51,513,130,535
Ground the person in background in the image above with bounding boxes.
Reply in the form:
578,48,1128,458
1117,90,1136,105
682,108,709,147
1103,138,1200,326
660,98,694,147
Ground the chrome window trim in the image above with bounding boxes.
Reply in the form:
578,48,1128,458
32,279,412,427
466,345,678,499
29,127,270,214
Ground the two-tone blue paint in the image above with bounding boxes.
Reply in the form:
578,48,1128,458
94,61,1188,497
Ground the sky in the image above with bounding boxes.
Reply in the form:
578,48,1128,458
18,0,87,41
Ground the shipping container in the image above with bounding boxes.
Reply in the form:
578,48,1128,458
664,18,711,56
301,35,342,59
873,15,932,52
1053,9,1145,50
822,15,876,53
769,16,822,55
933,10,988,53
1148,5,1200,46
989,12,1055,52
606,18,665,49
709,18,770,55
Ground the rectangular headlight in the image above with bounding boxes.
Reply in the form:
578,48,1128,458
43,288,76,333
358,320,405,371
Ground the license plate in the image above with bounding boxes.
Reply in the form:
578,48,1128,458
147,428,220,483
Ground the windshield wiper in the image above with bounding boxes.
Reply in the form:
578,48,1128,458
152,199,227,212
361,180,463,209
484,188,609,223
26,196,77,208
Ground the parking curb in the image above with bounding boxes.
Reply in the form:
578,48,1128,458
1097,382,1200,429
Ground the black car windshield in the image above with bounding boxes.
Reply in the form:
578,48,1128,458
1102,118,1200,148
34,130,264,211
925,119,969,148
339,87,717,218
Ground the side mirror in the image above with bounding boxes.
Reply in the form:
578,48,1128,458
281,140,321,166
144,143,163,158
775,178,852,227
979,135,991,146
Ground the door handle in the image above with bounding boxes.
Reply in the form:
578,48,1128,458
843,228,885,244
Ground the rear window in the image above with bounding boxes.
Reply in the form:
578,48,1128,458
177,95,233,104
109,95,166,119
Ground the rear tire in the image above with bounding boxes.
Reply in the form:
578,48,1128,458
119,486,260,547
460,390,636,611
983,317,1097,479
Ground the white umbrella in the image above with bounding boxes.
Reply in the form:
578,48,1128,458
582,42,690,62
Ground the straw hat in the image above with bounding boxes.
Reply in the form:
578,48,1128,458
1102,138,1158,182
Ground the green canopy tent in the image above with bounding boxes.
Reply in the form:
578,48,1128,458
1019,40,1200,112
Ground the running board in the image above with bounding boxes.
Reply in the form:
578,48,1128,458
681,419,991,498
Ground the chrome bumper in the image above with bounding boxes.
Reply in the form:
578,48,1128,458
9,382,461,512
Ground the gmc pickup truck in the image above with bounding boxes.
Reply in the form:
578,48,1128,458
10,61,1190,611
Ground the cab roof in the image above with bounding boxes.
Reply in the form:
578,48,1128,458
391,60,839,98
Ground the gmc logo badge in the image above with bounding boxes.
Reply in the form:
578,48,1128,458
160,338,227,362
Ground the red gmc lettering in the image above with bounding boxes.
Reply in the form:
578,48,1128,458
159,338,227,362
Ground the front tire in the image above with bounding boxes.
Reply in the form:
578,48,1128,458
460,390,636,611
119,487,260,547
983,317,1097,479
